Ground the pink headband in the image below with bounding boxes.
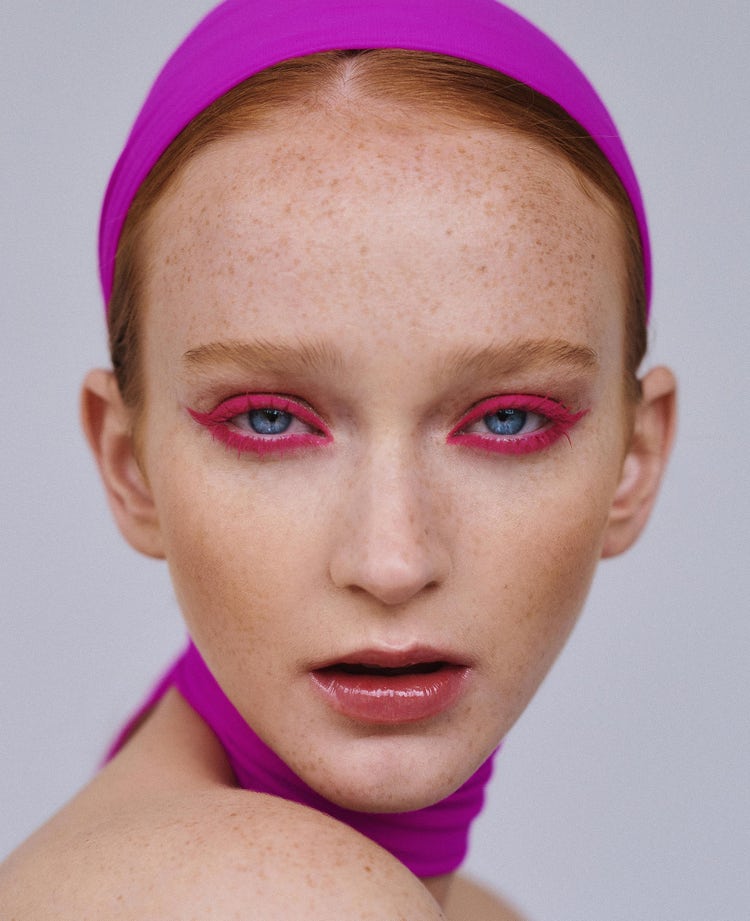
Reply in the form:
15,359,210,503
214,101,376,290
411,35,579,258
99,0,651,310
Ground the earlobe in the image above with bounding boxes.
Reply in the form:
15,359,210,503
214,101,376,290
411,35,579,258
601,366,677,558
81,369,165,559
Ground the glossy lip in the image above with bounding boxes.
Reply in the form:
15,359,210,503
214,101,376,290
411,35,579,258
309,647,472,725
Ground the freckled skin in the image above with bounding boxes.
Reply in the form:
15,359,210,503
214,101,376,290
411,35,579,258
0,690,451,920
131,106,635,815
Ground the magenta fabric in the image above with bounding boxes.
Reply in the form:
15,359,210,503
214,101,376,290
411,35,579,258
99,0,651,309
108,641,496,877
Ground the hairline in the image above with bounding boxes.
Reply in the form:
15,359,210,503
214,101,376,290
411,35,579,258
109,49,647,429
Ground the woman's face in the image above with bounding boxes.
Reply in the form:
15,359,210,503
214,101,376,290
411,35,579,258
134,107,632,812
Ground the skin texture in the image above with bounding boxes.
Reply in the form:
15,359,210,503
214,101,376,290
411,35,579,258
0,691,451,920
1,690,522,919
1,105,675,918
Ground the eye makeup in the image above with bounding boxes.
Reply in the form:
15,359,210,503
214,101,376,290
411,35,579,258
447,394,588,456
190,391,587,458
188,393,332,456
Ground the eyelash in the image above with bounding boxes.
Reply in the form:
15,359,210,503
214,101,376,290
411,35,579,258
447,394,587,456
189,392,587,458
188,394,332,456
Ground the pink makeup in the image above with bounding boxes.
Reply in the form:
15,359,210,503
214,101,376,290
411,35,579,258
190,391,587,457
447,394,587,455
188,393,331,455
310,649,470,724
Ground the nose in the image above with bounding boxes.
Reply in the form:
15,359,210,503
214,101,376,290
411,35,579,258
328,445,451,607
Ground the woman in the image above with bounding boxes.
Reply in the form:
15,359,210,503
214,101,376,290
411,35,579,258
0,0,676,917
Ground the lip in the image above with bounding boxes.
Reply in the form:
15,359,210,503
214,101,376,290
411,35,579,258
309,647,471,725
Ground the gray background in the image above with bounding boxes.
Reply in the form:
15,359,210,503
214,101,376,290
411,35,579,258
1,2,748,919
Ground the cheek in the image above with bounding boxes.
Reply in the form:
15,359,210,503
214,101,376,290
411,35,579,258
151,452,327,650
460,465,617,716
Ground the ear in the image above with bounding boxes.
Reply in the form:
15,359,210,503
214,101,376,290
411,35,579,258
81,369,165,559
601,365,677,558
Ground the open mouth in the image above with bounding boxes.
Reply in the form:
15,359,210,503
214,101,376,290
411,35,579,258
325,661,448,677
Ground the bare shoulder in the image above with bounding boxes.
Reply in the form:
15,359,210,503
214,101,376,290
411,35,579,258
445,875,527,921
0,692,444,920
1,788,445,920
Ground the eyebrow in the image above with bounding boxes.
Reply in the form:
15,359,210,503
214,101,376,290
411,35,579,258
182,336,598,380
442,338,600,380
182,337,345,378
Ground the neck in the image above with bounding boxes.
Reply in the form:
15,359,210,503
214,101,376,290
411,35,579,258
422,873,454,906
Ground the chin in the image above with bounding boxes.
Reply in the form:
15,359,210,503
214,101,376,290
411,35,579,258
298,731,489,814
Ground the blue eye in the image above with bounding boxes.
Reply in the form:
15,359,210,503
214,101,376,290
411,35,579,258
483,409,527,436
189,393,333,456
248,409,293,435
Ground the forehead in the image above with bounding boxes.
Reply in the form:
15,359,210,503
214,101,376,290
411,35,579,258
141,109,627,367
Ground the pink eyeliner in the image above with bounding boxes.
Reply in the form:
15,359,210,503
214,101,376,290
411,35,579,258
188,393,331,456
447,394,588,456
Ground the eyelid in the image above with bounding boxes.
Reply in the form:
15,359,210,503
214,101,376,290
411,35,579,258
447,393,588,455
188,392,332,455
449,394,581,433
193,393,330,431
